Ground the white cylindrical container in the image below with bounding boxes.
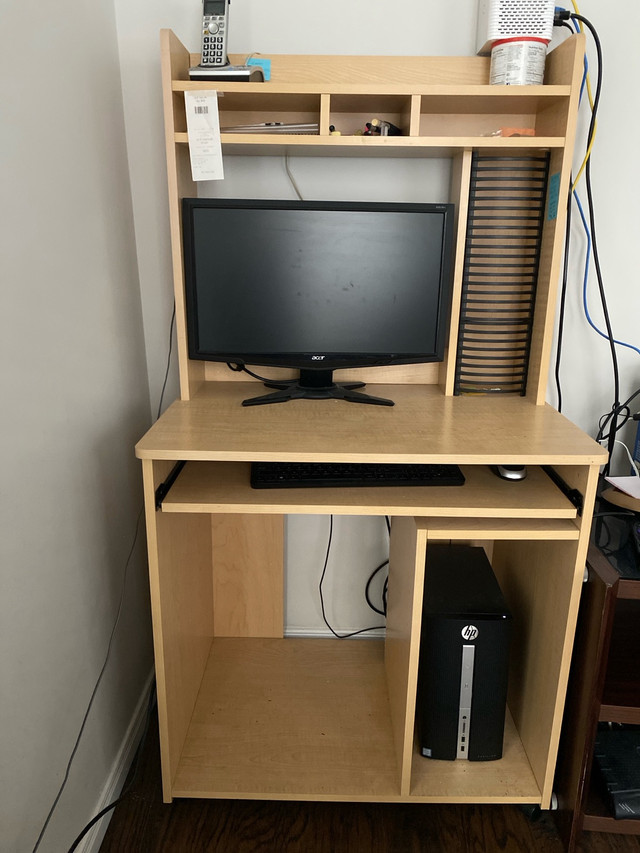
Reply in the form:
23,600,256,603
490,37,549,85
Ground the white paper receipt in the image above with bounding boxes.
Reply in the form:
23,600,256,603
184,90,224,181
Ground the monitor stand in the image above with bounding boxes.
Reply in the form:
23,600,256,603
241,368,394,407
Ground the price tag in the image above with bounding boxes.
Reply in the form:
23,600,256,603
184,90,224,181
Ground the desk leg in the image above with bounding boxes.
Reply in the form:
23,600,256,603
142,459,214,801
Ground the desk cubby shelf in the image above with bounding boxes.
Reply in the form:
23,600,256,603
170,75,571,155
138,31,607,808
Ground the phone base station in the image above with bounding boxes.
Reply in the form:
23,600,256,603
189,65,264,82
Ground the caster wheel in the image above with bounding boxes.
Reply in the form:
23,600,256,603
520,804,542,822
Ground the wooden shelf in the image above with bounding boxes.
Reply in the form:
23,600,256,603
600,598,640,718
171,637,541,803
583,784,640,835
161,461,580,522
598,705,640,725
173,638,400,800
170,80,571,153
172,80,571,98
583,813,640,835
169,50,574,155
173,133,565,158
619,580,640,600
135,383,605,465
410,710,540,802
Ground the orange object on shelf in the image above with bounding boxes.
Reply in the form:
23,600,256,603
501,127,535,136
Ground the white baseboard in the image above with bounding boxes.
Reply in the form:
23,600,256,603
77,669,156,853
285,627,386,640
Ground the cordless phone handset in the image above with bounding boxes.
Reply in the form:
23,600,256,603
200,0,230,68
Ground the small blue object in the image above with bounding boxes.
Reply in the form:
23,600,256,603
547,172,560,220
247,58,271,81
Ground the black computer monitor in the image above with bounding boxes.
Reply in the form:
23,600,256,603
182,198,455,406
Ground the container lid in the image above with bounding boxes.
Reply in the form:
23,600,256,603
492,36,550,48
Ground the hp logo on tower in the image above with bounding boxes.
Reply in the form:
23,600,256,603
461,625,479,641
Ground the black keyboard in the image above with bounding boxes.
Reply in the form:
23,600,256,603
250,461,465,489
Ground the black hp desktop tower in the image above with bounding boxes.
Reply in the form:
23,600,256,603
417,545,512,761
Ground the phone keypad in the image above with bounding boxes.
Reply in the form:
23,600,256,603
202,15,226,65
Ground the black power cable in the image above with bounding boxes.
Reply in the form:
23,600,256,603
554,174,573,413
65,685,157,853
554,11,623,474
365,558,389,616
319,516,385,639
570,13,621,474
597,387,640,443
227,361,274,384
157,301,176,419
364,517,391,616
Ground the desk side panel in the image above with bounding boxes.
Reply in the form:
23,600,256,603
492,539,579,806
386,517,428,795
491,461,600,806
160,30,204,400
143,459,214,800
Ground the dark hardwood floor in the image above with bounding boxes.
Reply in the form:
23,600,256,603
98,711,640,853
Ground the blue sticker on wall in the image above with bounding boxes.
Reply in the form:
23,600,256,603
547,172,560,220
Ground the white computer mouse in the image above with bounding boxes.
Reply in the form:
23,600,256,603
494,464,527,481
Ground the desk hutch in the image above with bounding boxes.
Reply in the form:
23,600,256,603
135,30,607,808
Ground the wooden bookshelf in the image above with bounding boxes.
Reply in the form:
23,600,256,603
554,546,640,848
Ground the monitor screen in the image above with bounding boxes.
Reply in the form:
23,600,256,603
182,198,455,406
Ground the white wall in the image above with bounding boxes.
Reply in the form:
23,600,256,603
0,3,154,852
547,3,640,467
